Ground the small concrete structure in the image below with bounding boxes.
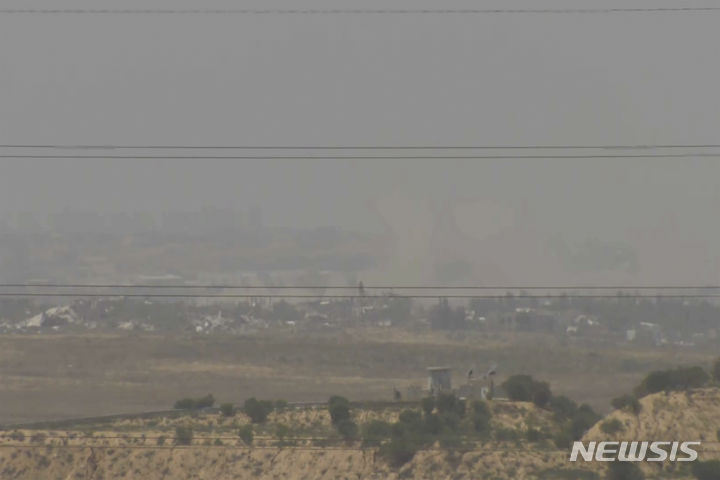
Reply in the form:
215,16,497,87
427,366,452,394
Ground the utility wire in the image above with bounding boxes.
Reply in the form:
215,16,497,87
2,144,720,150
0,8,719,15
1,283,719,290
0,293,718,299
2,153,720,160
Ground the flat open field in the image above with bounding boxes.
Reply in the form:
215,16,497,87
0,329,714,425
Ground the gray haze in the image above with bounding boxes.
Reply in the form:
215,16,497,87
2,0,720,284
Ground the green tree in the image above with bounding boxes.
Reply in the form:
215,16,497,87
501,375,552,407
219,403,236,417
361,420,392,446
238,425,253,445
243,397,272,424
611,395,642,415
634,366,708,397
336,419,359,441
550,395,578,420
600,418,624,435
470,400,492,434
328,396,351,425
436,393,465,417
421,396,435,416
174,426,193,446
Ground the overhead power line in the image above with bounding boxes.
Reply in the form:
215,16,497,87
0,293,718,299
2,153,720,160
1,283,719,290
0,8,719,15
2,144,720,150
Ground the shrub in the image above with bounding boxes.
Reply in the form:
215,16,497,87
600,418,624,435
525,428,544,442
274,399,288,412
495,427,521,442
501,375,552,407
219,403,236,417
634,366,709,397
611,395,642,415
274,423,290,442
470,400,492,434
238,425,253,445
174,426,193,446
569,404,601,440
692,460,720,480
379,436,420,467
421,396,435,416
243,398,272,424
553,429,573,449
435,393,465,417
336,419,359,441
174,394,215,410
361,420,392,446
423,413,444,435
533,386,552,408
195,394,215,409
174,398,196,409
607,462,644,480
550,395,578,421
399,409,423,426
328,396,351,425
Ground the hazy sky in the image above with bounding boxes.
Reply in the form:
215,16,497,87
2,0,720,282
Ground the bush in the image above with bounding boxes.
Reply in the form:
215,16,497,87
336,419,359,441
378,436,420,467
423,413,444,435
421,396,435,416
501,375,552,407
195,394,215,409
328,396,351,425
600,418,624,435
553,429,573,449
634,366,709,397
399,409,423,426
243,398,272,424
525,428,544,442
219,403,236,417
692,460,720,480
495,427,521,442
238,425,253,445
569,404,601,440
611,395,642,415
361,420,392,446
275,423,290,442
274,399,288,412
174,394,215,410
470,400,492,434
174,426,193,446
550,395,578,421
435,393,465,417
174,398,197,410
607,462,644,480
